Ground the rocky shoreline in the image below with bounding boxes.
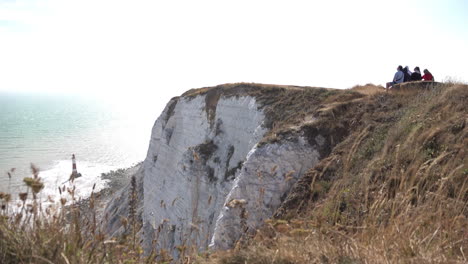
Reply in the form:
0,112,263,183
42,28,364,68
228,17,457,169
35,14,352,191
76,163,142,222
99,163,142,200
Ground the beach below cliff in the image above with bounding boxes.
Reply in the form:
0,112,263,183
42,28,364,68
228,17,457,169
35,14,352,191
77,163,142,220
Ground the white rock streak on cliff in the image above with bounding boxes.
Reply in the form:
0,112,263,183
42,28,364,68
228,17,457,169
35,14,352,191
209,138,319,249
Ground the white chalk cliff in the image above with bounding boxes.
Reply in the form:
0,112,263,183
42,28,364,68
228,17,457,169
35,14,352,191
104,84,343,256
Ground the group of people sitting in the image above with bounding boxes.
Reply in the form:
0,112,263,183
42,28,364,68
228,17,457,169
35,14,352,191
386,65,434,89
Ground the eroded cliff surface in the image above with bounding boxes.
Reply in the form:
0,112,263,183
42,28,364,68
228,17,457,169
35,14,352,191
141,93,269,251
104,83,361,256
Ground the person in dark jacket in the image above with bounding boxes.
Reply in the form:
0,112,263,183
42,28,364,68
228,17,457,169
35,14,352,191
410,67,422,81
422,69,434,81
402,66,412,82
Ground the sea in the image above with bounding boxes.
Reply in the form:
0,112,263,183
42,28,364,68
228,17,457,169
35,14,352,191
0,91,161,204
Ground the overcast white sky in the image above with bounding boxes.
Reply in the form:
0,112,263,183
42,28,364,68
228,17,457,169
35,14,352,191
1,0,467,108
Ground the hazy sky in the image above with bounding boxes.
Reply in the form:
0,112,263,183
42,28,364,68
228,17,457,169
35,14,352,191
1,0,467,107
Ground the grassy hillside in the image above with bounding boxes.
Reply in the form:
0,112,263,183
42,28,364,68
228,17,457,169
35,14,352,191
0,82,466,264
208,83,467,264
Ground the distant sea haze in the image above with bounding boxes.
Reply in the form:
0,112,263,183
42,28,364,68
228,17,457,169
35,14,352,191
0,92,156,201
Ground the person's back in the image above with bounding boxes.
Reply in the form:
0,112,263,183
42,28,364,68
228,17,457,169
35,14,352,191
394,66,404,84
386,65,404,90
422,69,434,81
402,66,411,82
410,66,422,81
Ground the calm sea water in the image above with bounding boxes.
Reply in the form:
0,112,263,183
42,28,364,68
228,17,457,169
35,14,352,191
0,92,158,201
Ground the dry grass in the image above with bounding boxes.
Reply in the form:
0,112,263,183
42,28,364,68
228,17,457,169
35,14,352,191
0,165,153,264
181,82,312,98
351,83,385,96
209,83,468,264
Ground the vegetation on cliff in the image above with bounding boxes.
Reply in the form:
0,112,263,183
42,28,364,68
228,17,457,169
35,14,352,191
209,82,467,264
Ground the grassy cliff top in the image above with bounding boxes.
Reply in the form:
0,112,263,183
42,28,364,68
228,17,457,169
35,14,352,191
180,82,368,144
208,81,468,263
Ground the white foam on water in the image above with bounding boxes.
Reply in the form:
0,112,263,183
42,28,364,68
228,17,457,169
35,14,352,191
35,160,115,205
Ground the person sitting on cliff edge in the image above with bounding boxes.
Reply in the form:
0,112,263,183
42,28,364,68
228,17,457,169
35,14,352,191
386,65,404,90
410,67,422,81
402,66,412,82
422,69,434,81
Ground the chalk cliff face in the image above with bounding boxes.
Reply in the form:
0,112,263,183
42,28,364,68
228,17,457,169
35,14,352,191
141,94,269,251
104,84,350,255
